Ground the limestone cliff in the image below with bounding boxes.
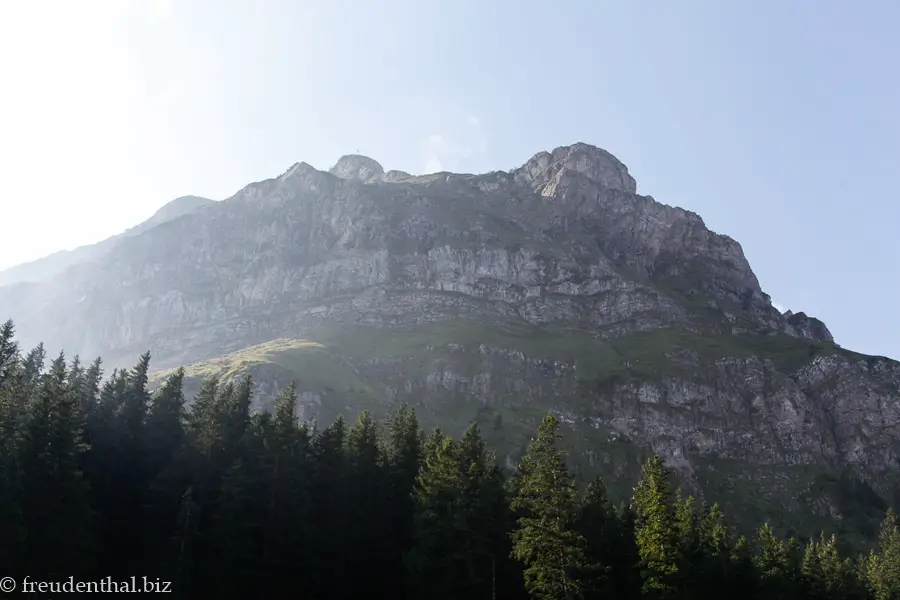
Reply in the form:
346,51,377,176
0,142,895,538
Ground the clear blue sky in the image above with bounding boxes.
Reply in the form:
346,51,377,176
0,0,897,359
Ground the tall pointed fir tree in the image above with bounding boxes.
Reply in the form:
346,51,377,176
801,533,864,600
575,476,640,600
631,456,680,600
309,415,349,599
753,522,800,600
345,410,391,597
406,431,467,599
510,412,591,600
261,381,314,594
407,423,521,600
143,367,189,572
863,508,900,600
383,404,424,590
0,321,24,573
16,352,94,578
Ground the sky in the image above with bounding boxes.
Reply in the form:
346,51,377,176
0,0,898,359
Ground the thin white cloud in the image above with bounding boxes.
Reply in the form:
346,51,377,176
772,301,787,313
421,115,487,174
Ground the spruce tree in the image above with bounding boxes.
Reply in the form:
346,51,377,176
0,319,18,388
802,533,862,600
510,412,589,600
576,477,640,599
206,413,269,598
346,410,390,597
863,508,900,600
144,367,189,571
632,456,679,600
0,321,24,573
17,352,94,578
692,503,738,600
309,416,349,599
262,381,314,592
458,424,519,600
383,404,424,598
407,432,466,598
753,523,800,600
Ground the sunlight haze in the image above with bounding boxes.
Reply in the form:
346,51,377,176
0,0,898,360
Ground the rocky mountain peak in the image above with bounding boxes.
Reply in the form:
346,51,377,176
515,142,638,194
279,162,319,179
145,195,215,227
784,311,834,342
329,155,385,182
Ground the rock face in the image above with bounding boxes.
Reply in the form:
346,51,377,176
1,142,896,536
329,154,386,182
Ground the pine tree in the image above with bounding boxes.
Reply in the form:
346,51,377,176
510,412,589,600
632,456,679,600
261,381,314,593
206,408,274,598
0,321,24,573
753,523,799,600
728,535,759,600
673,492,702,593
143,367,189,571
81,366,128,573
21,342,46,383
90,353,156,574
310,416,349,599
692,502,738,600
863,508,900,600
407,432,466,599
802,533,861,600
17,352,94,577
345,410,391,597
576,477,640,599
74,356,102,419
121,351,152,442
458,424,519,600
383,404,424,598
0,319,18,389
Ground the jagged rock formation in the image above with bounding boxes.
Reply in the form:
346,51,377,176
1,142,896,537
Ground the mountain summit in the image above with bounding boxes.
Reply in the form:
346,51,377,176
329,154,386,181
0,142,895,536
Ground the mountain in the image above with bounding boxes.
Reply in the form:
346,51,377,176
0,195,216,286
1,143,897,539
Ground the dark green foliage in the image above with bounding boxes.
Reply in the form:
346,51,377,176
632,456,680,599
576,477,641,599
510,412,592,599
0,320,889,600
16,352,94,577
862,509,900,600
407,423,520,600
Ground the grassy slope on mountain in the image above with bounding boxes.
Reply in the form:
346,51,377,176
148,320,886,545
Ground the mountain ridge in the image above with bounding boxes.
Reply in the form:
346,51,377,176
0,194,216,287
1,142,896,539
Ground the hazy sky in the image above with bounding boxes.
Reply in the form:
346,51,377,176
0,0,897,359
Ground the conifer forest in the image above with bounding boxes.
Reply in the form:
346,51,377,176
0,319,897,600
